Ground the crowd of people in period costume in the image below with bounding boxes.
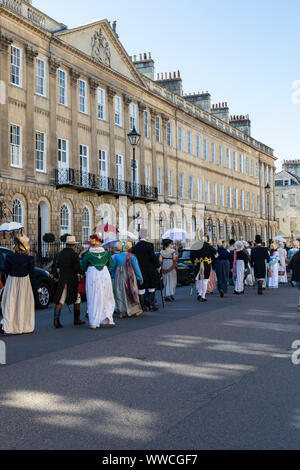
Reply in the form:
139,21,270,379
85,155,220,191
1,228,300,337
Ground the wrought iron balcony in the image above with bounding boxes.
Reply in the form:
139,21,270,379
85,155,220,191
54,168,158,202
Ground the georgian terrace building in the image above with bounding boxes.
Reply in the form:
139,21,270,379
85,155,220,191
0,0,277,246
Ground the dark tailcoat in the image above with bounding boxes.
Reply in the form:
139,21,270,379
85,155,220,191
132,241,159,290
289,252,300,282
251,246,270,279
51,248,81,305
190,242,217,280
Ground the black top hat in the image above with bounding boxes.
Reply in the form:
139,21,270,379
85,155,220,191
255,235,262,244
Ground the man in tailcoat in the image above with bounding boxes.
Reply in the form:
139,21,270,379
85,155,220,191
251,234,270,295
51,236,85,328
132,229,160,312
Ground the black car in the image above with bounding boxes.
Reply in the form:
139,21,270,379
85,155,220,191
0,247,53,309
178,250,196,279
155,252,194,286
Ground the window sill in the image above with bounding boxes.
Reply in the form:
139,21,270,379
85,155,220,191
11,164,22,169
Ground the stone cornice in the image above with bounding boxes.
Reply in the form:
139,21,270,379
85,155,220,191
48,56,61,76
8,97,26,108
25,44,38,63
138,101,147,113
89,77,100,94
0,29,13,51
69,68,80,84
35,106,50,117
123,93,132,106
107,86,117,103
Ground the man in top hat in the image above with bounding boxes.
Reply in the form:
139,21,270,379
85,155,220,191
51,235,85,328
190,232,218,302
251,234,270,295
132,228,160,312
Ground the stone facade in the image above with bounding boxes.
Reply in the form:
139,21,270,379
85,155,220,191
0,0,277,246
275,160,300,242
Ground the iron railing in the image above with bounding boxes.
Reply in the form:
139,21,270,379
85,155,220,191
55,168,158,201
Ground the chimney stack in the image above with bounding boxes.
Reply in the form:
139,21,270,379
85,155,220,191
132,52,155,80
210,101,230,123
229,114,251,136
156,70,183,96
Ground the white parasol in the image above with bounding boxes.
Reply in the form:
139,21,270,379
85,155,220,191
273,236,287,243
119,230,138,241
0,222,23,233
162,228,188,241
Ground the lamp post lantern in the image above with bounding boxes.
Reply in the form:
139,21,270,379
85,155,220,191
265,183,271,246
127,126,141,235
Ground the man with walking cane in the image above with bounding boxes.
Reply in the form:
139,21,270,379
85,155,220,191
132,229,160,312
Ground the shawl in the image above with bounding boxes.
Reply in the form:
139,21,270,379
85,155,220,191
160,248,177,274
125,253,138,303
80,250,114,272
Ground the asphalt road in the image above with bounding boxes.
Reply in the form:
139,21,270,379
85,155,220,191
0,284,300,450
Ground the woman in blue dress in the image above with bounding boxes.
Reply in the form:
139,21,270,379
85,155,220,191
112,241,144,319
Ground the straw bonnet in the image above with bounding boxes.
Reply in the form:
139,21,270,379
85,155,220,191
65,235,79,245
117,241,132,252
14,234,30,253
88,233,102,247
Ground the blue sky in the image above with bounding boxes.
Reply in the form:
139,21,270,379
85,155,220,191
37,0,300,170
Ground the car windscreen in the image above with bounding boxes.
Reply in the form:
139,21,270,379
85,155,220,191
0,249,10,271
180,251,191,260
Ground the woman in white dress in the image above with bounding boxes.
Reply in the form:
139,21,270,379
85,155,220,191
268,244,280,289
233,241,249,295
80,234,115,329
159,239,178,302
278,242,288,284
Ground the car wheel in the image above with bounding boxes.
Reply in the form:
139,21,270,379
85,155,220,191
36,282,51,309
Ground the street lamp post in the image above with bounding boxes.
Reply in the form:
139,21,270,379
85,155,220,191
127,126,141,236
265,183,271,246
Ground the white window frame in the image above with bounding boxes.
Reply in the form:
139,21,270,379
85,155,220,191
219,145,223,166
204,139,209,161
130,103,137,130
212,142,216,163
180,173,185,199
10,45,22,88
178,126,183,151
10,123,22,168
234,188,239,209
197,178,203,203
116,154,124,181
196,135,201,158
251,159,254,177
79,79,88,114
58,69,68,106
13,198,24,226
189,176,194,200
226,149,231,169
213,183,217,205
115,96,122,126
156,117,161,143
97,88,106,120
233,152,237,171
35,57,46,97
60,203,71,237
145,164,151,187
205,181,210,204
227,187,232,208
239,154,244,173
240,190,245,211
188,131,192,154
35,131,47,173
220,185,225,207
82,206,92,245
157,167,162,195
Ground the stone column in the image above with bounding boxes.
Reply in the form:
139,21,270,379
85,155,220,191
123,94,132,183
107,86,116,179
150,108,158,188
0,32,13,177
161,113,169,197
89,77,99,176
138,101,146,186
25,45,38,181
48,56,60,183
69,68,80,171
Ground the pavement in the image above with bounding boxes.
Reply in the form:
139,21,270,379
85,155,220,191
0,284,300,450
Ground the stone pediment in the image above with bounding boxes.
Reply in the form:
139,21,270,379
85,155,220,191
55,20,146,87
